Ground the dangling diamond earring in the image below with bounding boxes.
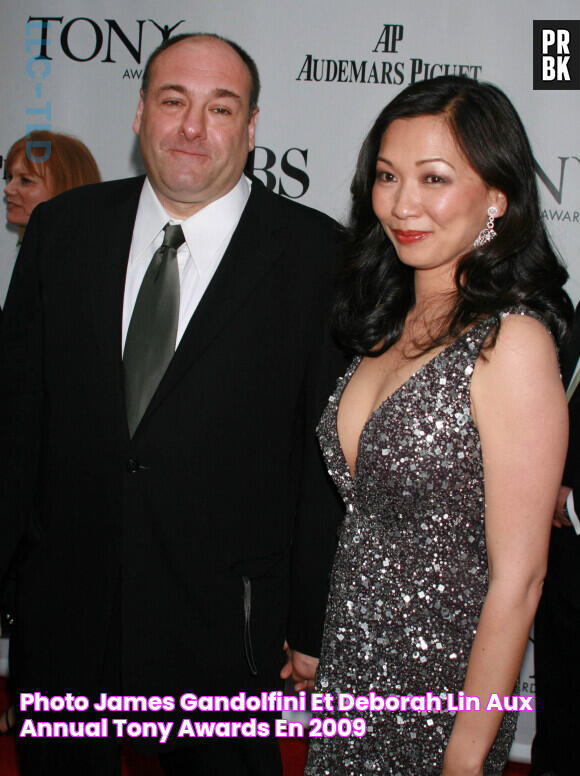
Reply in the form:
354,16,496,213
473,206,498,248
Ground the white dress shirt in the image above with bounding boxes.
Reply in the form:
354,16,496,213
122,175,251,352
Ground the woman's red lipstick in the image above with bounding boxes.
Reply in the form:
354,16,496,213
392,230,430,244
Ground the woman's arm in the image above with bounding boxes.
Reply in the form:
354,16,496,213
442,314,568,776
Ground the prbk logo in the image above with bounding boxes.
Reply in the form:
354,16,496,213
296,24,482,87
533,20,579,89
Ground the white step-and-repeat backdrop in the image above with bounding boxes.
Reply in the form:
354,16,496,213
1,0,578,762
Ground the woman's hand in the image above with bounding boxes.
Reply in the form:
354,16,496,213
441,755,483,776
280,641,318,690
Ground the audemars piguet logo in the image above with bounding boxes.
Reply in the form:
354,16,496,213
296,24,483,87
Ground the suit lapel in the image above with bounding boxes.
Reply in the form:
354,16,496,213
140,180,286,424
86,177,144,428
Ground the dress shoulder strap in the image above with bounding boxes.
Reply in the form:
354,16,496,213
457,306,551,367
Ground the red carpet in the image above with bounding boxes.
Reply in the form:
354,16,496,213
0,678,530,775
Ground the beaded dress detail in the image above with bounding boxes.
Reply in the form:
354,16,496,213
305,312,527,775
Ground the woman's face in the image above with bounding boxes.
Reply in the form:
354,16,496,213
5,153,52,230
372,114,504,279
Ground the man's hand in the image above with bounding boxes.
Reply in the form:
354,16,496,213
553,485,572,527
280,642,319,691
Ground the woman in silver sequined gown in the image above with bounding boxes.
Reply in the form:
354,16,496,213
305,77,572,776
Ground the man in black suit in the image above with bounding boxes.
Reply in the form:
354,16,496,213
0,34,345,775
531,304,580,776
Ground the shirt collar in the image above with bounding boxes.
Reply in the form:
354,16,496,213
181,174,251,283
130,176,251,281
130,178,172,262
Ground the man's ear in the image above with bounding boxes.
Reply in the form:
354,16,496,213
132,91,145,135
248,108,259,152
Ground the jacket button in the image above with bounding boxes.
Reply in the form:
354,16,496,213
126,458,140,474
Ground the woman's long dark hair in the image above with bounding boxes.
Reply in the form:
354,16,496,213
334,75,573,355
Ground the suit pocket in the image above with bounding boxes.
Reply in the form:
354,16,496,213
242,576,258,676
236,553,288,677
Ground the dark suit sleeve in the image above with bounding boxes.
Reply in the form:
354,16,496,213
286,220,348,657
562,303,580,512
563,392,580,513
0,207,45,581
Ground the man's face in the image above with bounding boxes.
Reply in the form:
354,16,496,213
133,37,257,218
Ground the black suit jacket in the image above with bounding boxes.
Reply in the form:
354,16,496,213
548,302,580,607
0,176,346,706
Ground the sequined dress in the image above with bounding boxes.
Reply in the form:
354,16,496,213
305,314,520,775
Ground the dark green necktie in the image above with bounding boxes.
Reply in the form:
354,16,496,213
123,223,185,437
